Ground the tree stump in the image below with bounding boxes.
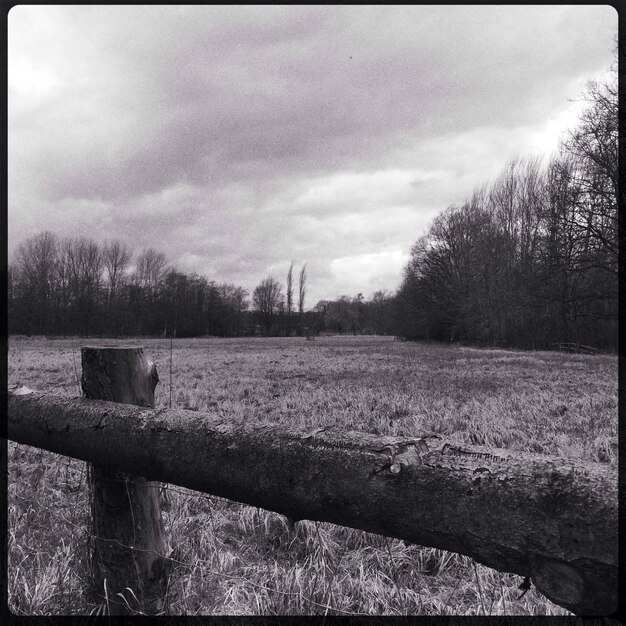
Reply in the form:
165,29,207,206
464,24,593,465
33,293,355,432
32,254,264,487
81,347,172,615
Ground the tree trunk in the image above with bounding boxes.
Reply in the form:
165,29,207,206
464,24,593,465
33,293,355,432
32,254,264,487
8,389,616,616
80,347,171,615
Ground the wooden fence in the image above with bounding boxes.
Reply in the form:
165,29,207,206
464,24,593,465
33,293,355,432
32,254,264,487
6,347,617,616
551,342,598,355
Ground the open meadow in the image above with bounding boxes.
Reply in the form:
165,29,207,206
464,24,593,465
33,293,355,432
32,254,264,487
7,335,618,616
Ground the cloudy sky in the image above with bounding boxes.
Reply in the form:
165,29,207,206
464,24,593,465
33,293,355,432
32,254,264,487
8,5,617,307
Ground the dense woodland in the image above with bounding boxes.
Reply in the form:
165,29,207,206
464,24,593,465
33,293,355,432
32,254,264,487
7,68,617,350
6,238,394,339
395,70,618,350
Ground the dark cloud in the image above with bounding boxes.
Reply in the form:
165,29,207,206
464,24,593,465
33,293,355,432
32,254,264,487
8,5,617,303
11,5,616,202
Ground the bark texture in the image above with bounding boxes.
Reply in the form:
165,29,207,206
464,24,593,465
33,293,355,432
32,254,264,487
80,347,171,615
8,389,617,616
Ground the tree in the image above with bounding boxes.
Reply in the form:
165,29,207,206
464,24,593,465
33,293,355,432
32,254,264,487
369,290,393,335
485,157,546,346
103,240,132,334
9,232,258,339
7,263,30,334
351,293,364,334
253,277,284,335
564,74,618,227
161,270,189,336
14,231,59,334
286,261,294,336
393,68,618,351
298,263,307,332
103,240,132,310
324,296,356,335
63,237,104,336
135,249,168,297
55,239,74,336
312,299,331,332
217,283,249,336
7,263,18,317
560,73,618,280
133,249,168,334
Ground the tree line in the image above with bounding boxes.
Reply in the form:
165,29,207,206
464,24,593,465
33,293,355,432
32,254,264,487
7,237,252,337
394,67,618,351
7,231,396,339
8,65,617,350
252,267,396,337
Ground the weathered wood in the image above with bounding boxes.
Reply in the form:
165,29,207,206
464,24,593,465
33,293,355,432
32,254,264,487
578,345,597,355
80,347,171,615
553,342,597,355
7,390,617,616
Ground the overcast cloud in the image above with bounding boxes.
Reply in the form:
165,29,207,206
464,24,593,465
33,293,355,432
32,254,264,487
8,5,617,306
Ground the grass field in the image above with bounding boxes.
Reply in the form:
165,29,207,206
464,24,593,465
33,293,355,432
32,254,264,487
7,335,618,615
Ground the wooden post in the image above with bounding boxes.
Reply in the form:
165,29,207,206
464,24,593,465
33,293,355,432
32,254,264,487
81,347,171,615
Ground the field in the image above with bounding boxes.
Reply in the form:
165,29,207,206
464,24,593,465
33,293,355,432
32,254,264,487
7,335,618,616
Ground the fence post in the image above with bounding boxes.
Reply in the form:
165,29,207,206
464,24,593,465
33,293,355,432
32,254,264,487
81,346,172,615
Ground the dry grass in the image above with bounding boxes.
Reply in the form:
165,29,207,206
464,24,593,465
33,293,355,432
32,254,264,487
7,335,618,615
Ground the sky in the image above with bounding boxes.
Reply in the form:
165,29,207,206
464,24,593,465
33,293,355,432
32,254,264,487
7,5,617,308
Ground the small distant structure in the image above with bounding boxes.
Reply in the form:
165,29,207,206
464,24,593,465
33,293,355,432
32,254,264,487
551,342,597,355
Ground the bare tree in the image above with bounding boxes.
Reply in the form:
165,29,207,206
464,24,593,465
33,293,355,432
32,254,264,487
14,231,59,334
64,237,103,336
286,261,294,335
253,277,284,335
298,262,307,331
135,249,168,298
325,295,356,335
55,239,74,336
7,263,18,314
393,69,618,350
217,283,249,336
370,289,392,335
103,240,132,311
561,72,618,276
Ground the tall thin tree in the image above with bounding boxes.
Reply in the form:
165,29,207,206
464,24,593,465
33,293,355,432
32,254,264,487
286,261,294,336
298,262,307,332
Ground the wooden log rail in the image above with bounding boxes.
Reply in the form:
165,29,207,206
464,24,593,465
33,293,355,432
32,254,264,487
551,342,598,355
7,390,617,616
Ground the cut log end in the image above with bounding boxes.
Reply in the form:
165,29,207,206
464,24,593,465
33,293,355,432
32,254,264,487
532,559,584,613
81,346,159,407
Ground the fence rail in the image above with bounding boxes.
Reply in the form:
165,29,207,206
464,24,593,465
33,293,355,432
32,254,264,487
8,382,617,616
551,342,598,355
